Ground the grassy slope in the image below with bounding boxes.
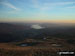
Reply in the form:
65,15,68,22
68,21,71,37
0,38,75,56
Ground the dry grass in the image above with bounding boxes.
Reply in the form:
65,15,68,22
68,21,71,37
0,39,75,56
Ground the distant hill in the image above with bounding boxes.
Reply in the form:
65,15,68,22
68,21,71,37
0,23,75,42
0,23,31,42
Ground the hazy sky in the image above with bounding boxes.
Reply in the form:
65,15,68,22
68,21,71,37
0,0,75,23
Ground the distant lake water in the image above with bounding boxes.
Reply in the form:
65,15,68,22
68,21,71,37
17,42,39,47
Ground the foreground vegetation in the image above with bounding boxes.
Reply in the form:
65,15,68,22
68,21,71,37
0,38,75,56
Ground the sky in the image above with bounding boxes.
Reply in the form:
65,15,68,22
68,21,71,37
0,0,75,23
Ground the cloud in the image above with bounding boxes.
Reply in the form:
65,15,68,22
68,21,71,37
44,2,75,6
31,1,75,18
31,1,75,10
31,0,52,11
66,6,75,8
41,2,75,10
31,24,44,29
32,0,39,8
0,2,20,11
